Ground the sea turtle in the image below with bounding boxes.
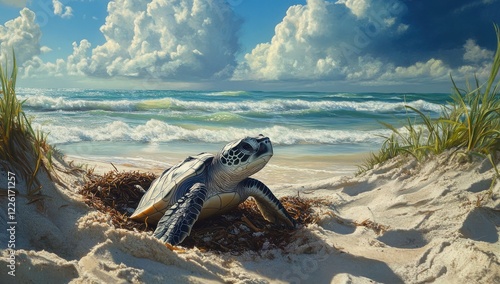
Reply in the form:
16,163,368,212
130,134,296,245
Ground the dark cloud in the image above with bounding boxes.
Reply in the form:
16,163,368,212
372,0,500,67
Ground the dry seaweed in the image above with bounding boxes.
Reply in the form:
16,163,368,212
356,219,389,235
79,169,321,253
79,169,158,232
181,195,321,253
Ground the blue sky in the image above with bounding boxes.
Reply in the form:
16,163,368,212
0,0,499,92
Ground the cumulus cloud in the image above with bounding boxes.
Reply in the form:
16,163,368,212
233,0,498,87
336,0,370,18
379,59,450,82
21,39,92,78
52,0,73,19
67,40,92,75
0,8,79,79
233,0,408,81
463,39,494,62
22,56,62,78
87,0,240,80
8,0,241,82
0,8,41,64
3,1,497,89
40,46,52,53
378,39,494,84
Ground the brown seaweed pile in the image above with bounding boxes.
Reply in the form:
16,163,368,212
79,169,158,232
182,195,320,253
79,169,321,253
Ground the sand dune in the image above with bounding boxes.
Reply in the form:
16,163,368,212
1,151,499,283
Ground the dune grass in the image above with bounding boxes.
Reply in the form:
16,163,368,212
0,52,54,200
359,24,500,174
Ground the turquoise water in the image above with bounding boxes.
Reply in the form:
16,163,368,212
19,88,450,168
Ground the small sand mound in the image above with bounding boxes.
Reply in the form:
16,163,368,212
79,170,320,253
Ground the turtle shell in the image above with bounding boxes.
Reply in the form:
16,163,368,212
130,152,214,224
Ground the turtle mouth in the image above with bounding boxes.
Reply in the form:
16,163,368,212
257,141,273,157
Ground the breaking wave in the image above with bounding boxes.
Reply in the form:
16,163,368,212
21,94,443,115
34,119,389,145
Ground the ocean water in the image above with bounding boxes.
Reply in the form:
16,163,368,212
18,89,450,182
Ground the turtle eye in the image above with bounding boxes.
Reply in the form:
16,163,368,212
241,142,253,152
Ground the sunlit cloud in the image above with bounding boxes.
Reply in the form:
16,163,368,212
0,8,41,64
52,0,73,19
87,0,240,80
0,0,498,90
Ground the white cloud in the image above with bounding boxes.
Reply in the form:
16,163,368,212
378,40,494,84
67,40,91,75
336,0,370,18
0,8,41,64
463,39,494,62
52,0,73,19
40,46,52,53
87,0,240,79
380,59,450,82
0,8,80,79
22,56,64,78
233,0,408,81
20,39,92,78
233,0,496,87
3,1,495,90
455,39,494,83
234,0,340,80
10,0,240,82
345,56,384,80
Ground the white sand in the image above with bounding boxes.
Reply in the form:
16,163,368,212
1,151,499,283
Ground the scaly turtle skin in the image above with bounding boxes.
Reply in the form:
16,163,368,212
130,134,296,245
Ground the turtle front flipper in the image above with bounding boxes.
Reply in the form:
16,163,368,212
240,178,296,228
153,183,207,245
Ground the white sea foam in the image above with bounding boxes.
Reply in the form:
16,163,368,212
21,95,135,111
21,94,442,114
140,98,443,113
33,119,389,145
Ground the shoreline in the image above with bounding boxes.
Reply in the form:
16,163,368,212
64,151,368,187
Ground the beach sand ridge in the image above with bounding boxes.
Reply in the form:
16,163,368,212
0,152,499,283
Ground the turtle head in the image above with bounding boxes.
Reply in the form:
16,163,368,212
217,134,273,177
